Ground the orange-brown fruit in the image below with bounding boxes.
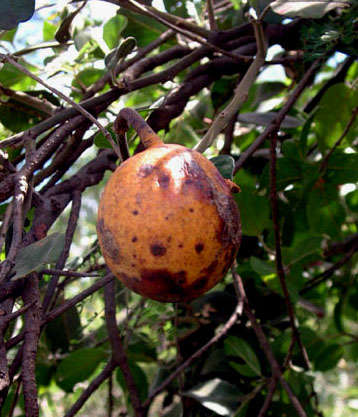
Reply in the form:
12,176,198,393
97,109,241,302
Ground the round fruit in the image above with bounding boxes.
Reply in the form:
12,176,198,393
97,109,241,302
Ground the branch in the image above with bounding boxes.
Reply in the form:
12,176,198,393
42,190,82,312
319,106,358,173
21,273,42,417
194,20,267,152
0,174,29,283
104,279,144,416
64,360,116,417
6,274,114,351
300,241,358,295
234,57,322,174
0,299,14,391
304,56,355,114
143,297,242,407
232,268,307,417
269,132,310,369
0,54,122,160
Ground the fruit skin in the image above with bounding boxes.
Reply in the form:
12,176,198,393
97,142,241,302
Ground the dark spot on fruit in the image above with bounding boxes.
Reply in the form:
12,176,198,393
165,216,169,220
192,276,208,291
138,164,154,177
131,263,135,267
97,218,120,260
201,259,218,275
133,254,137,259
178,243,183,248
139,269,187,301
158,173,170,188
150,243,167,256
132,210,139,215
195,243,204,254
132,236,138,242
189,208,194,212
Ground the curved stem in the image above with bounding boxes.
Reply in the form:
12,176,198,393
114,108,163,149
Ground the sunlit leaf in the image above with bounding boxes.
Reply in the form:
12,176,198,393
184,379,241,416
270,0,350,18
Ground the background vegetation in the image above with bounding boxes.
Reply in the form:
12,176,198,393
0,0,357,416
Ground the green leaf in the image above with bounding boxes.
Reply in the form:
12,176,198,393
224,336,262,376
346,189,358,212
184,378,241,416
324,153,358,185
45,303,82,353
315,84,358,151
210,155,235,179
0,0,35,30
313,343,344,372
43,21,57,42
0,62,36,89
127,335,157,362
250,257,276,276
270,0,350,18
260,158,302,191
55,348,106,392
116,361,148,403
72,68,106,99
11,233,65,280
94,126,117,149
238,112,303,128
103,15,128,49
120,9,166,47
235,191,270,236
306,186,345,238
0,28,17,42
211,78,237,111
229,362,258,377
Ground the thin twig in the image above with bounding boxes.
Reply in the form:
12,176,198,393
232,267,307,417
0,54,122,159
143,298,242,407
42,190,82,313
64,360,117,417
269,132,310,369
21,273,42,417
104,279,144,417
195,19,266,152
258,378,278,417
320,106,358,173
300,241,358,294
234,57,322,173
5,274,115,350
206,0,218,30
0,174,28,283
40,269,101,278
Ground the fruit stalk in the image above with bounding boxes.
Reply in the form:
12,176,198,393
114,108,163,149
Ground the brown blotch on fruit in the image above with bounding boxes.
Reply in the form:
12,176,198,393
158,173,170,188
150,243,167,257
97,218,119,260
138,164,154,177
195,243,204,254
